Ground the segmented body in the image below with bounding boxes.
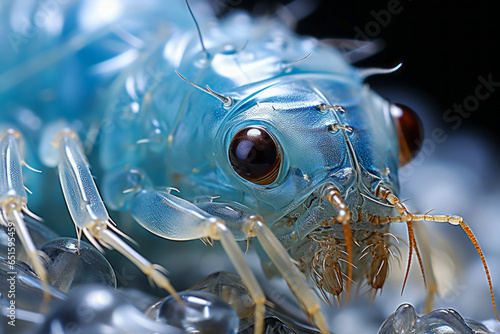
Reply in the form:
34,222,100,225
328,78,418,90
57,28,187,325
1,0,498,332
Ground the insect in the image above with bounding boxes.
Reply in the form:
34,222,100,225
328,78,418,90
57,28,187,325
0,0,498,332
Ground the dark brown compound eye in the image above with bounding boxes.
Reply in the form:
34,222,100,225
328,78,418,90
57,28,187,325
228,126,281,185
390,103,424,166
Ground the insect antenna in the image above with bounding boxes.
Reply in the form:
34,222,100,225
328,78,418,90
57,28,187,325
175,70,233,107
358,63,402,79
281,52,312,70
459,221,500,322
185,0,208,58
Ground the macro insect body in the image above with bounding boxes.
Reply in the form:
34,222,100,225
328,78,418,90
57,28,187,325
0,0,498,332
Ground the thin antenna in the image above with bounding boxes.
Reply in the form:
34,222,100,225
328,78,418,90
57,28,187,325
358,63,403,79
185,0,208,57
281,52,312,70
176,70,233,107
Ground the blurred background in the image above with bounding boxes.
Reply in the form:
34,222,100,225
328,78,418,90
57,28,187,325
241,0,500,140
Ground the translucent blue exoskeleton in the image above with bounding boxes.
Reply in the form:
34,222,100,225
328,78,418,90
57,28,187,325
0,0,498,332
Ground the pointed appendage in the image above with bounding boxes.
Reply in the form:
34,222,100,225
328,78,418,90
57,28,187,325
375,185,499,323
0,129,50,303
48,127,179,301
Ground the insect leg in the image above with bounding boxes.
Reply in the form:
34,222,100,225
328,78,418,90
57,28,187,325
129,189,266,334
196,202,330,334
375,185,500,323
213,224,266,334
42,127,178,299
248,218,329,333
0,129,49,299
375,185,426,294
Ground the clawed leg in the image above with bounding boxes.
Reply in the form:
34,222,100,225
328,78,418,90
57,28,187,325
125,185,330,334
209,202,329,332
375,185,499,322
42,127,178,300
247,217,329,333
0,129,50,302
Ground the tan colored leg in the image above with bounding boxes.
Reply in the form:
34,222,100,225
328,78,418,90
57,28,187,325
376,186,426,293
322,184,353,300
375,185,499,322
208,221,266,334
246,217,329,334
413,223,438,313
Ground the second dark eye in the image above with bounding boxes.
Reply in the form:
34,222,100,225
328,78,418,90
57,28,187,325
228,126,281,185
390,103,424,166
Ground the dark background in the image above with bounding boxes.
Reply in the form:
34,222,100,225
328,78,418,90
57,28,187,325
221,0,500,144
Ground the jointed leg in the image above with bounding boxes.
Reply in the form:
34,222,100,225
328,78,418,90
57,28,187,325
375,185,499,322
376,185,426,294
45,127,178,299
321,184,353,300
197,201,329,333
130,194,267,334
128,189,330,334
247,218,329,333
208,221,266,334
0,129,50,302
